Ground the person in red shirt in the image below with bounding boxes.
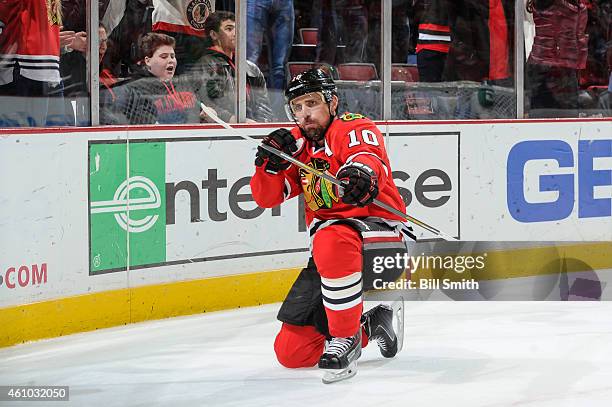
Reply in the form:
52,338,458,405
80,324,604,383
0,0,67,126
250,68,412,382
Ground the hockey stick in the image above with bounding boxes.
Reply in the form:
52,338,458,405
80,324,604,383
200,103,458,241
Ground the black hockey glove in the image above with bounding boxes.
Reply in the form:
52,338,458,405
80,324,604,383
255,128,298,174
337,162,379,207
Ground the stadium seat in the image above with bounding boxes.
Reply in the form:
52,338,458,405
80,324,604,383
391,64,418,82
299,28,318,45
288,62,315,77
337,63,378,81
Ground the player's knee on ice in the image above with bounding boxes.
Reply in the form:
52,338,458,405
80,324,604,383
274,324,326,368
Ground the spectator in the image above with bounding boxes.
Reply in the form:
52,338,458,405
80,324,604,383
444,0,513,84
60,0,116,81
312,0,369,65
108,32,206,124
526,0,588,117
247,0,294,119
58,25,108,123
442,0,514,119
104,0,153,78
194,11,273,123
60,24,117,125
0,0,69,127
311,1,408,70
414,0,450,82
392,0,416,65
151,0,215,75
98,27,118,93
61,0,115,95
97,26,123,125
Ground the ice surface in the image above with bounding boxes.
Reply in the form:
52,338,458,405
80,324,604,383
2,302,612,407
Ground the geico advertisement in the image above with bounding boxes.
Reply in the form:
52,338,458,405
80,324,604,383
88,133,459,274
507,137,612,225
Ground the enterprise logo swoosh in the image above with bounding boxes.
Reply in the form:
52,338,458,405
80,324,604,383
90,176,161,233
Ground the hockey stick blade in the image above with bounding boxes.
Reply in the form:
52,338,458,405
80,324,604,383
200,103,457,241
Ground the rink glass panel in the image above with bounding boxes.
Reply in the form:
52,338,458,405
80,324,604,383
0,0,95,127
390,0,518,120
1,1,612,127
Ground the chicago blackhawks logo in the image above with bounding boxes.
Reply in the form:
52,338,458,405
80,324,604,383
186,0,213,30
300,159,339,211
340,113,365,121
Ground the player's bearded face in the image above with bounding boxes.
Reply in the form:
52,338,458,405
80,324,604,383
290,93,334,142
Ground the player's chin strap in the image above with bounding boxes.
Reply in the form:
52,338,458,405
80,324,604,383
200,103,458,241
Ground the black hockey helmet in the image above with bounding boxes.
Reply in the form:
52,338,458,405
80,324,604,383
285,68,337,120
285,68,337,105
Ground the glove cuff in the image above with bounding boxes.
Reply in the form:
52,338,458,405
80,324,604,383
336,161,376,178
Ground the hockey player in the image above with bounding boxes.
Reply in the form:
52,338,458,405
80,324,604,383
250,68,411,383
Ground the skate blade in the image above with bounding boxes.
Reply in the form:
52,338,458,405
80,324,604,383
391,297,405,353
321,361,358,384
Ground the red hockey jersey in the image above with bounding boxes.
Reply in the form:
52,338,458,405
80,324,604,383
0,0,61,85
250,113,407,228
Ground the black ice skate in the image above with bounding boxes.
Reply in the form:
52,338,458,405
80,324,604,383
362,300,404,358
318,330,362,384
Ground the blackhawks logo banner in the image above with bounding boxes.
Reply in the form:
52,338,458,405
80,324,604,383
152,0,215,37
